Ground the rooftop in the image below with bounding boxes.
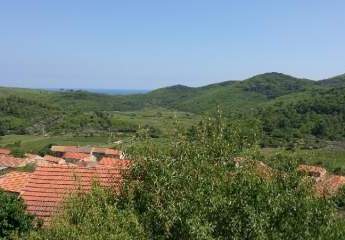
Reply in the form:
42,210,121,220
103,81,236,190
0,171,32,193
21,164,129,223
51,145,121,156
43,155,66,165
63,152,91,161
0,154,31,168
99,157,131,169
0,148,11,155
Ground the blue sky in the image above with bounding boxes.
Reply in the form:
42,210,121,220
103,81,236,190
0,0,344,89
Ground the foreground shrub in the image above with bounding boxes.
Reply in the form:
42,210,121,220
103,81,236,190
121,115,345,239
28,114,345,239
0,190,36,239
28,186,146,240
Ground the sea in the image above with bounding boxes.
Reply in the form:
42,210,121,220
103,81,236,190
46,88,150,95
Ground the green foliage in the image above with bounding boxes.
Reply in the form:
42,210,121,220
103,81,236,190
1,72,345,147
26,115,345,239
0,190,36,239
10,148,25,158
28,186,146,240
259,88,345,146
241,72,315,98
37,143,54,157
261,147,345,174
120,116,345,239
331,186,345,210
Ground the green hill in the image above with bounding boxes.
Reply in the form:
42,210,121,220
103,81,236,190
318,74,345,88
135,72,318,114
258,87,345,146
0,72,330,114
1,72,345,143
239,72,316,98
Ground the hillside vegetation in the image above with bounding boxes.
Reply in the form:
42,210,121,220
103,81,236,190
259,88,345,146
17,116,345,239
1,72,345,147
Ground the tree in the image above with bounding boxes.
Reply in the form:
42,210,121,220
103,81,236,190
26,115,345,239
0,190,36,238
27,186,146,240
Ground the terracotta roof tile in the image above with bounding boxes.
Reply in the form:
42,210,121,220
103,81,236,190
21,164,129,223
93,147,121,156
0,155,30,168
0,148,11,155
43,155,66,165
63,152,91,160
0,171,31,193
25,154,43,160
99,157,131,169
298,164,327,182
51,145,121,156
316,175,345,196
51,146,91,153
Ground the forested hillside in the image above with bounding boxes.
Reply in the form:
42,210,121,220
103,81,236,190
259,87,345,146
1,72,345,146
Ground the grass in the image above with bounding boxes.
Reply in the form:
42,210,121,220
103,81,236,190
0,135,112,153
111,107,199,135
262,147,345,173
0,108,198,153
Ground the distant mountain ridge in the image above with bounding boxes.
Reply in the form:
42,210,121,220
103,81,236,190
1,72,345,115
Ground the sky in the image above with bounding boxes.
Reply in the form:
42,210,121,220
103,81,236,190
0,0,345,90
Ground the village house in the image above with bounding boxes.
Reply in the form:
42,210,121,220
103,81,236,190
62,152,97,163
297,164,327,182
42,155,66,165
0,145,131,224
0,148,11,155
99,157,131,168
51,145,122,160
0,171,32,195
0,154,34,169
19,163,129,224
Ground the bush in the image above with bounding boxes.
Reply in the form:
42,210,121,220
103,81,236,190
331,186,345,210
27,114,345,239
28,186,146,240
10,148,26,158
37,143,55,157
0,190,36,238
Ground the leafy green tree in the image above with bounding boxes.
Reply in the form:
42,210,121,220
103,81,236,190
27,114,345,239
28,186,146,240
0,190,36,239
10,148,25,158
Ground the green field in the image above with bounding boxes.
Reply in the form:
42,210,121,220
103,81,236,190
110,108,200,135
0,135,112,153
0,108,199,153
262,146,345,173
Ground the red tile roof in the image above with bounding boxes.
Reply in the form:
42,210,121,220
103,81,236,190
99,157,131,169
63,152,91,161
298,164,327,180
43,155,66,165
0,148,11,155
316,175,345,196
0,171,31,193
51,146,89,153
51,145,121,156
0,155,29,168
21,165,127,223
93,147,121,156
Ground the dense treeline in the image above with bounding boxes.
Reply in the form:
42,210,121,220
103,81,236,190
1,73,345,146
0,96,139,136
241,72,315,98
0,96,60,135
259,88,345,147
